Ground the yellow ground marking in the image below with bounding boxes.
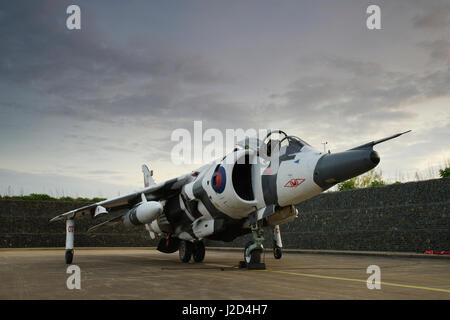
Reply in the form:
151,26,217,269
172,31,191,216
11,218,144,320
257,269,450,294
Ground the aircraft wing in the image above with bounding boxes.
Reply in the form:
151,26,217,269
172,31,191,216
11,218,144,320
49,174,191,222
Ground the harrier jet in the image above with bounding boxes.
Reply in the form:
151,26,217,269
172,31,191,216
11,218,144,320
50,130,410,269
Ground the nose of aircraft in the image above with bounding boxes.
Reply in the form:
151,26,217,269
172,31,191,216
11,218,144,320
313,149,380,190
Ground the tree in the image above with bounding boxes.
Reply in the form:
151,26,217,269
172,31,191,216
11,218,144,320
337,179,356,191
337,169,386,191
440,167,450,178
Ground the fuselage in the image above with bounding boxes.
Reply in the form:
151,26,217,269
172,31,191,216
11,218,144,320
147,139,329,242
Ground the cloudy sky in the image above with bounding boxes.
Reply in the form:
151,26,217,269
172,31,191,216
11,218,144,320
0,0,449,198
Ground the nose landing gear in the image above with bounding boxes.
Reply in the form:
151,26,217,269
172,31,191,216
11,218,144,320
240,222,266,270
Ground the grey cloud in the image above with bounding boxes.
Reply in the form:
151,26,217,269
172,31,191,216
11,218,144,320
413,3,450,29
0,0,449,197
86,170,119,175
418,39,450,65
0,168,135,198
271,54,449,139
0,1,230,124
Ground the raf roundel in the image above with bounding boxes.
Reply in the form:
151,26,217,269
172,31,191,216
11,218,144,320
212,166,226,193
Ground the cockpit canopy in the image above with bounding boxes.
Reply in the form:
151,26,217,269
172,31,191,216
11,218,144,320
278,135,311,154
236,131,311,158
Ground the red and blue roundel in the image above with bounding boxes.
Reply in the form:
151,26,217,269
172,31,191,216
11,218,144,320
212,166,226,193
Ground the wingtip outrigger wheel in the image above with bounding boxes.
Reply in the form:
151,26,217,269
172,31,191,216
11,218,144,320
273,225,283,259
65,249,74,264
65,219,75,264
273,246,282,259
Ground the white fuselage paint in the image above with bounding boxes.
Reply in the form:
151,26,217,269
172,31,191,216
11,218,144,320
276,146,324,207
170,146,326,240
206,149,258,219
182,146,324,222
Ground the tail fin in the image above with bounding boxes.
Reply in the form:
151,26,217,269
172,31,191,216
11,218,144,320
142,164,155,187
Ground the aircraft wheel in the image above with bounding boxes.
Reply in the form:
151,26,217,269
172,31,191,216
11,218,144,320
273,247,282,259
244,242,262,265
65,249,74,264
179,240,193,263
193,241,205,262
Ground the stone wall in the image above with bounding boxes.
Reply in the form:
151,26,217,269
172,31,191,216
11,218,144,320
207,178,450,252
0,178,448,252
0,201,156,248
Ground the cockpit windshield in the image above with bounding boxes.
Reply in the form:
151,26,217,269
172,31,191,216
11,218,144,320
279,136,311,153
236,131,311,158
280,136,310,151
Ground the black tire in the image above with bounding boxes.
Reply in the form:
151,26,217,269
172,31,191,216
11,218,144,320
65,249,73,264
193,241,205,263
244,241,262,264
179,240,194,263
273,247,282,259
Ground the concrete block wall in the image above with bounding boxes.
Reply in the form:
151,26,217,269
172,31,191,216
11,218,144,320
0,178,448,252
206,178,450,252
0,201,156,248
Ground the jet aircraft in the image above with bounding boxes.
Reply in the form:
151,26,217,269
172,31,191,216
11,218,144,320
50,130,410,269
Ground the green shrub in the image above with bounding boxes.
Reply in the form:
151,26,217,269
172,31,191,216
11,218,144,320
337,169,386,191
337,179,356,191
59,196,75,201
439,167,450,178
370,180,386,187
0,194,106,202
91,197,106,202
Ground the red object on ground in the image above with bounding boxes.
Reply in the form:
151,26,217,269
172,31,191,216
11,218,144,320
424,250,450,255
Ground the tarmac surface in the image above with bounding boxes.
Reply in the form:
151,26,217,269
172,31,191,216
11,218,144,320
0,248,449,300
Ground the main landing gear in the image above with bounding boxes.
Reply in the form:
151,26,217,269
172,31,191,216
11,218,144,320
179,240,205,263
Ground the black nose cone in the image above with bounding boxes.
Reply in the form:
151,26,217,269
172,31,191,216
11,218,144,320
314,149,380,190
370,151,380,165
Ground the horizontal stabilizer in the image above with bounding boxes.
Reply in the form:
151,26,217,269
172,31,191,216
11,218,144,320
87,215,124,233
350,130,411,150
